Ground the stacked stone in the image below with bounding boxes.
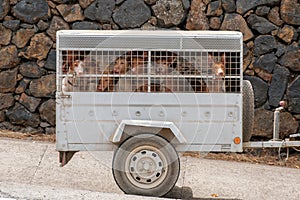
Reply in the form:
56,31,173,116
0,0,299,138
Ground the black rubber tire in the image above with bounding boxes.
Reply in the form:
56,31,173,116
112,133,180,197
242,80,254,142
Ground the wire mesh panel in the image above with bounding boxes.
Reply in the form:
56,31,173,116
58,50,241,93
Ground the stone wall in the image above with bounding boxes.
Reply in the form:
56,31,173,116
0,0,299,138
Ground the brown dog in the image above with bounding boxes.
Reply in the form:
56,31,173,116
97,70,114,92
62,60,84,92
152,51,177,74
114,52,148,92
113,57,129,74
206,53,226,93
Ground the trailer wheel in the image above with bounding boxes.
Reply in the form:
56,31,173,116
242,80,254,142
112,133,180,197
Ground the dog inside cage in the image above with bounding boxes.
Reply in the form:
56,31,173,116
59,50,240,93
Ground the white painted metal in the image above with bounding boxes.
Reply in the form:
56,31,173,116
243,140,300,148
112,120,186,143
273,107,284,140
56,30,243,153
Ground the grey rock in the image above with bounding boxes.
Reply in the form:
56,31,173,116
12,28,35,48
46,16,70,42
45,127,55,134
244,76,269,108
247,14,278,34
220,14,253,41
207,0,223,16
254,35,277,56
57,4,85,23
253,52,277,73
19,93,41,112
6,102,40,127
243,43,249,56
292,29,299,41
268,6,284,26
280,0,300,26
222,0,236,13
0,24,12,45
253,108,299,138
72,21,100,30
84,0,115,23
45,50,56,71
19,23,36,29
236,0,279,15
268,65,289,107
15,78,30,94
0,110,5,122
278,42,300,72
3,20,20,31
79,0,95,9
0,68,18,93
29,74,56,98
255,6,270,16
186,0,209,30
275,42,286,57
40,121,50,128
0,121,23,132
209,17,221,29
19,62,46,78
52,0,70,3
12,0,49,24
113,0,151,28
288,98,300,114
152,0,184,27
287,76,300,98
144,0,157,5
181,0,190,10
0,93,14,110
39,99,55,126
0,45,20,69
0,0,10,20
21,33,53,60
37,20,49,31
277,25,296,44
254,67,273,83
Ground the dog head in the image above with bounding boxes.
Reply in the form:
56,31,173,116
130,57,146,74
69,60,84,75
97,71,114,92
154,56,176,75
208,53,226,77
113,57,129,74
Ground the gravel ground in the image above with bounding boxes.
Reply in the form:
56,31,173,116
1,130,300,169
0,135,300,199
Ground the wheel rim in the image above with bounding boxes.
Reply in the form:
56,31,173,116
124,145,168,189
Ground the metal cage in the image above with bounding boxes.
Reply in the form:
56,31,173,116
56,30,244,153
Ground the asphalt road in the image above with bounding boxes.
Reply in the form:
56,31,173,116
0,138,299,200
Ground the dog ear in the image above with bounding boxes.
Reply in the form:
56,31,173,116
143,51,148,58
167,55,176,63
221,53,226,65
208,53,214,64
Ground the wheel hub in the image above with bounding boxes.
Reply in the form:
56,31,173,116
126,148,166,188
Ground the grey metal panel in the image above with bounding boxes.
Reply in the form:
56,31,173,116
58,36,108,49
57,92,242,152
183,38,241,50
57,30,242,51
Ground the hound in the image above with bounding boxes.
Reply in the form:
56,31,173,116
206,53,226,93
62,60,84,92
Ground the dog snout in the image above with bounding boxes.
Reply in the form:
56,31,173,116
217,68,225,76
113,69,120,74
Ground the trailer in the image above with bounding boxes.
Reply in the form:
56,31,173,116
56,30,300,197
